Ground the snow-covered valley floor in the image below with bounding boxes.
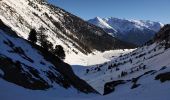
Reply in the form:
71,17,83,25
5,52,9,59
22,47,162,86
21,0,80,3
65,49,134,66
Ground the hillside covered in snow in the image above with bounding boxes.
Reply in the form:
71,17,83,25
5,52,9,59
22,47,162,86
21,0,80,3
0,0,135,62
73,24,170,97
88,17,163,45
0,19,97,96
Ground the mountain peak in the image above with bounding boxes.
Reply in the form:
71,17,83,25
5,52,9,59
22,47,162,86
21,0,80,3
88,17,117,32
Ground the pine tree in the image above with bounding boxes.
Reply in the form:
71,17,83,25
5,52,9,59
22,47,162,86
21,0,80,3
28,29,37,43
37,26,54,52
38,32,53,51
54,45,65,60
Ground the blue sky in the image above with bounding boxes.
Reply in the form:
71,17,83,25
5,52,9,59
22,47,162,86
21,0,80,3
48,0,170,24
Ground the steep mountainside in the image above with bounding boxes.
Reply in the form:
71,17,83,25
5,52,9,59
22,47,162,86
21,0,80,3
0,0,135,60
73,25,170,97
88,17,163,45
0,19,97,94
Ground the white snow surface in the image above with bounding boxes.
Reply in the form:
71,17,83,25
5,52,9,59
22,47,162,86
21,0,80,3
65,49,134,66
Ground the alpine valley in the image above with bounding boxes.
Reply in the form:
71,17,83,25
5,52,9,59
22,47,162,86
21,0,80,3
0,0,170,100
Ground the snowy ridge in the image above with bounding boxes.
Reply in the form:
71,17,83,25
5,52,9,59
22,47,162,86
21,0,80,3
130,19,164,32
103,17,163,33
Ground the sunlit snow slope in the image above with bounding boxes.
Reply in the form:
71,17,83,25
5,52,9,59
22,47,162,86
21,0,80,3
0,0,135,63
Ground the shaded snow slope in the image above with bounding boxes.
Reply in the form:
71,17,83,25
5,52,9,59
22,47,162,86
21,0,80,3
0,20,96,94
0,78,97,100
1,60,170,100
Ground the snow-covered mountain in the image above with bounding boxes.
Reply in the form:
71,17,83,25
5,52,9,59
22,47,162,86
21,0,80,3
88,17,118,37
88,17,164,45
0,0,135,63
